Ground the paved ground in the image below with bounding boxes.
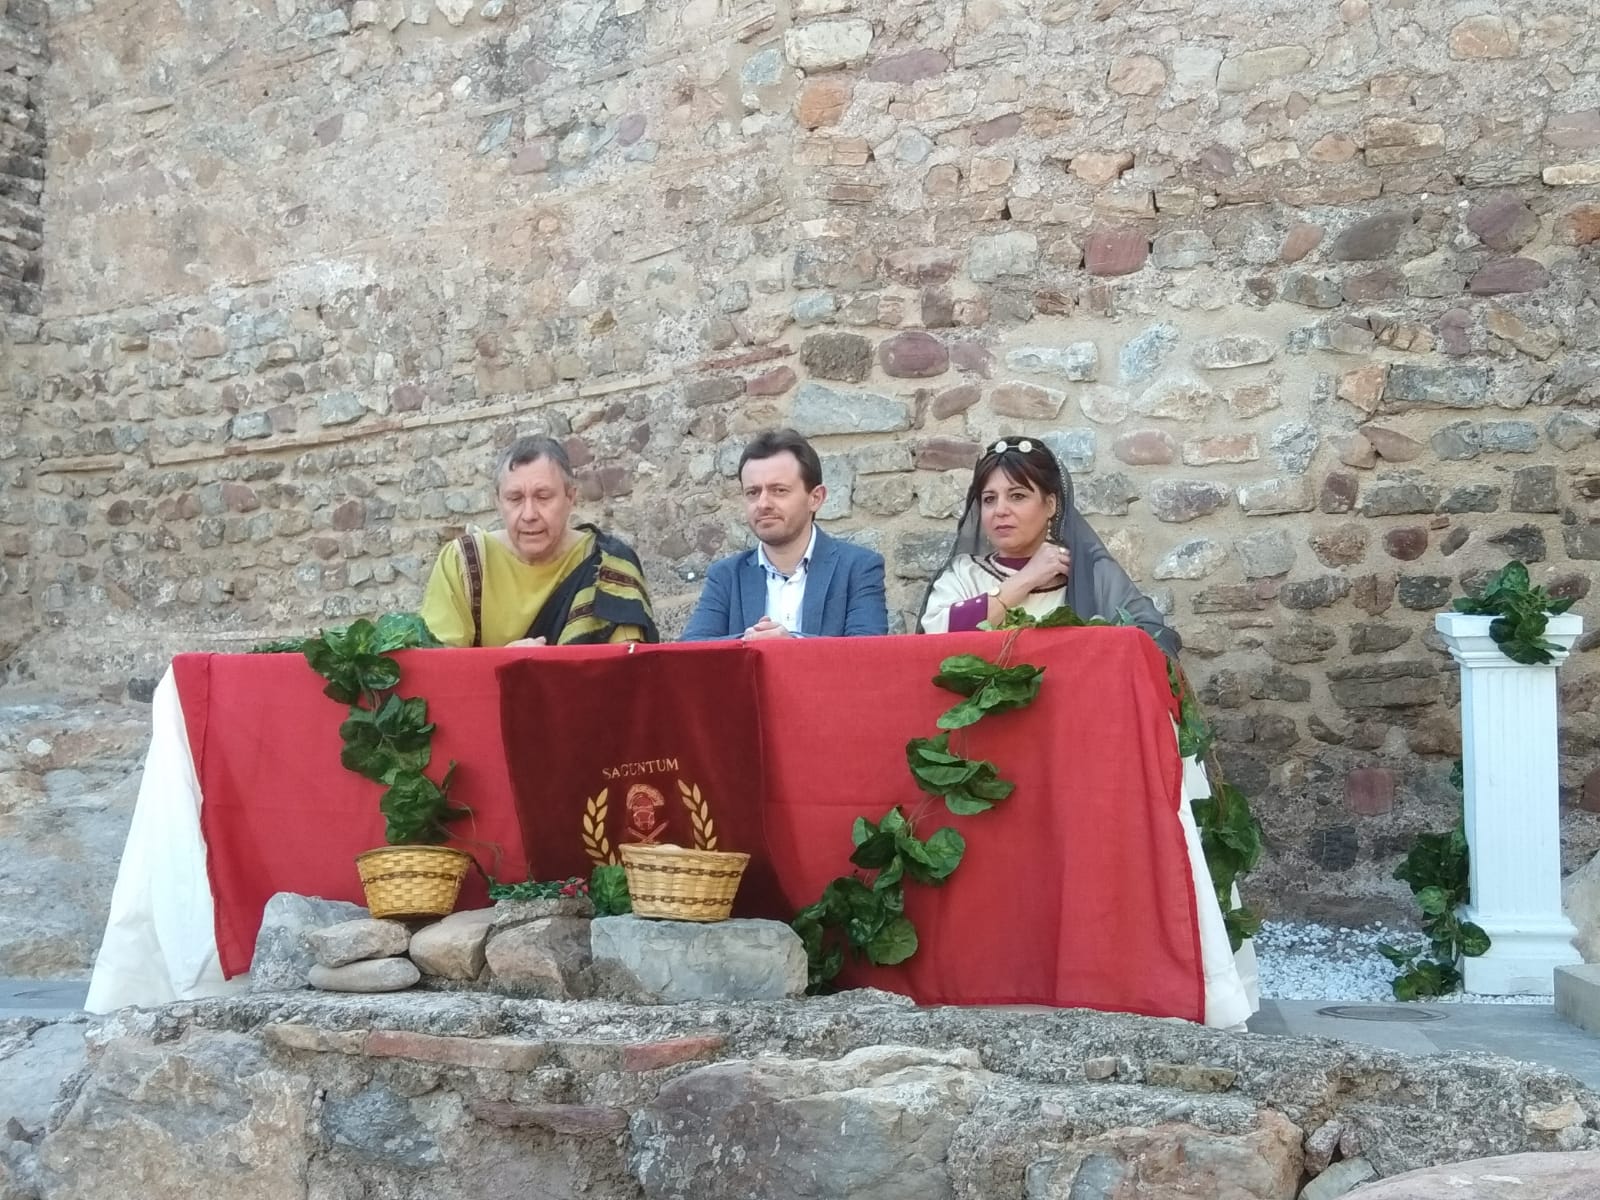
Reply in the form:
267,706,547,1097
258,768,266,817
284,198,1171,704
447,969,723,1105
1249,999,1600,1090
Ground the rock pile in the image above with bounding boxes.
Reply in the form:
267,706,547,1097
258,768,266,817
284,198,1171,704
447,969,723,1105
251,892,808,1004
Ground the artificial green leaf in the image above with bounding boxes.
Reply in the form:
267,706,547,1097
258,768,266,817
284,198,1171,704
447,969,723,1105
931,655,996,697
1392,973,1419,1002
873,857,905,891
1457,921,1490,958
1036,605,1087,628
944,794,995,816
866,916,918,965
913,827,965,882
589,864,632,916
850,830,899,870
937,696,989,730
1377,942,1414,967
851,817,875,848
1415,885,1450,917
879,807,910,837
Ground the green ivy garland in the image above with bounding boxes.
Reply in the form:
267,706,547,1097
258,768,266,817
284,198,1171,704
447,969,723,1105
793,609,1264,990
255,613,466,846
1452,560,1574,665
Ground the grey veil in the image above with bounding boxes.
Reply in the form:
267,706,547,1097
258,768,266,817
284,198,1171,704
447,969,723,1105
915,440,1182,658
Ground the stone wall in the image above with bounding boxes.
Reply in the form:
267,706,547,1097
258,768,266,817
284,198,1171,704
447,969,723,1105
3,0,1600,918
0,0,44,317
3,991,1597,1198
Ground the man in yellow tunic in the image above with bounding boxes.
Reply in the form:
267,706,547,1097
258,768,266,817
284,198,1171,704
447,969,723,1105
420,436,658,647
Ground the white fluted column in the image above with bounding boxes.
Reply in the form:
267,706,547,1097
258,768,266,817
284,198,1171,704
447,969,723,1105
1435,611,1584,995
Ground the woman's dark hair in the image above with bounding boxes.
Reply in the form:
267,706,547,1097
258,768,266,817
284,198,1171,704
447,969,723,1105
738,428,824,492
965,437,1065,539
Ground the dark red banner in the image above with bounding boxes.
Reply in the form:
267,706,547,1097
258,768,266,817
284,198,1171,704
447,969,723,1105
497,642,784,918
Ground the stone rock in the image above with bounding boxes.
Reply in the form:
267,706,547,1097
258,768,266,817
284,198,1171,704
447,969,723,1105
318,391,366,426
1441,526,1470,556
1350,1152,1600,1199
1311,524,1369,567
1384,364,1493,409
1544,163,1600,187
409,908,496,980
1183,434,1258,465
990,382,1066,420
1240,477,1315,515
1338,366,1388,415
1151,230,1215,270
1280,272,1342,308
1280,576,1352,610
590,916,806,1002
1217,44,1311,92
1565,851,1600,961
1077,473,1141,516
1107,53,1166,96
1470,258,1551,296
1545,356,1600,405
305,918,412,968
1397,575,1453,611
801,332,872,382
1383,527,1428,561
968,232,1039,281
1331,211,1414,261
1268,621,1337,664
1360,473,1440,517
916,437,982,471
1114,430,1177,466
1449,14,1520,58
1119,324,1180,384
631,1046,987,1199
251,892,370,991
1146,480,1230,523
1281,222,1325,263
792,383,909,435
1136,375,1215,421
1043,429,1096,473
1305,824,1359,870
1558,204,1600,246
1488,524,1547,563
1441,484,1501,513
1192,336,1275,370
1270,421,1319,474
796,77,852,128
1236,529,1296,578
307,958,420,992
867,49,949,84
1549,411,1600,451
1084,228,1149,276
1360,425,1422,463
875,331,946,379
1466,195,1541,251
783,19,873,71
1432,421,1481,461
1327,660,1439,708
1340,432,1377,471
1510,465,1560,513
1350,623,1410,653
1004,343,1098,382
485,916,592,998
1025,1111,1303,1199
896,530,956,576
1153,538,1228,581
1304,1157,1377,1198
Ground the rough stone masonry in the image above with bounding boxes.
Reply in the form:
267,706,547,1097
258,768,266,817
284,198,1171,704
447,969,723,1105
1,0,1599,924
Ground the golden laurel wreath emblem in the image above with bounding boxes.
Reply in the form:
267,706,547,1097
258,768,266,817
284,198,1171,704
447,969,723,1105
582,779,717,865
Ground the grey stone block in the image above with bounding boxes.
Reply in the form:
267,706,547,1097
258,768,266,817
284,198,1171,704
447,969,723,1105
590,916,806,1002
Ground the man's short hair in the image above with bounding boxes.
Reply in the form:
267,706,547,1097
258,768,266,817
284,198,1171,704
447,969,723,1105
737,428,823,492
494,435,573,490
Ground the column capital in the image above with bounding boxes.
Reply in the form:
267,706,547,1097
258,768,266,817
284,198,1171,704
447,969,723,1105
1434,611,1583,670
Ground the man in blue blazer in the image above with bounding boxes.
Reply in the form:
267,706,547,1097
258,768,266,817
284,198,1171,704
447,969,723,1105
681,429,889,641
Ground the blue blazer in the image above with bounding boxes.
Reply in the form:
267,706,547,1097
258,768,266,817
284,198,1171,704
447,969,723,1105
680,527,888,640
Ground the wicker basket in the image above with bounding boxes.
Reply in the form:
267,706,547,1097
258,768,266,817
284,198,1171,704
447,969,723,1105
355,845,472,920
619,844,750,922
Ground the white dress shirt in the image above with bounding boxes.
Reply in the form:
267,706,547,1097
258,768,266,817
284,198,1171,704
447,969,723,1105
756,524,817,634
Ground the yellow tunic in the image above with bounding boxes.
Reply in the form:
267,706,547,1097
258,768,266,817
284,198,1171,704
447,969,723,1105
419,530,646,648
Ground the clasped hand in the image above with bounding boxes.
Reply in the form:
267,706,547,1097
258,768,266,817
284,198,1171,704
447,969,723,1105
742,617,792,641
1012,542,1071,592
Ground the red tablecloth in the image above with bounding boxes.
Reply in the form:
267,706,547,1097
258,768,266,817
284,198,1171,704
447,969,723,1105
175,628,1203,1019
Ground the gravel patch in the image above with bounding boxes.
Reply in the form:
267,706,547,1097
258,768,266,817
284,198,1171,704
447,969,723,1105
1255,920,1552,1004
